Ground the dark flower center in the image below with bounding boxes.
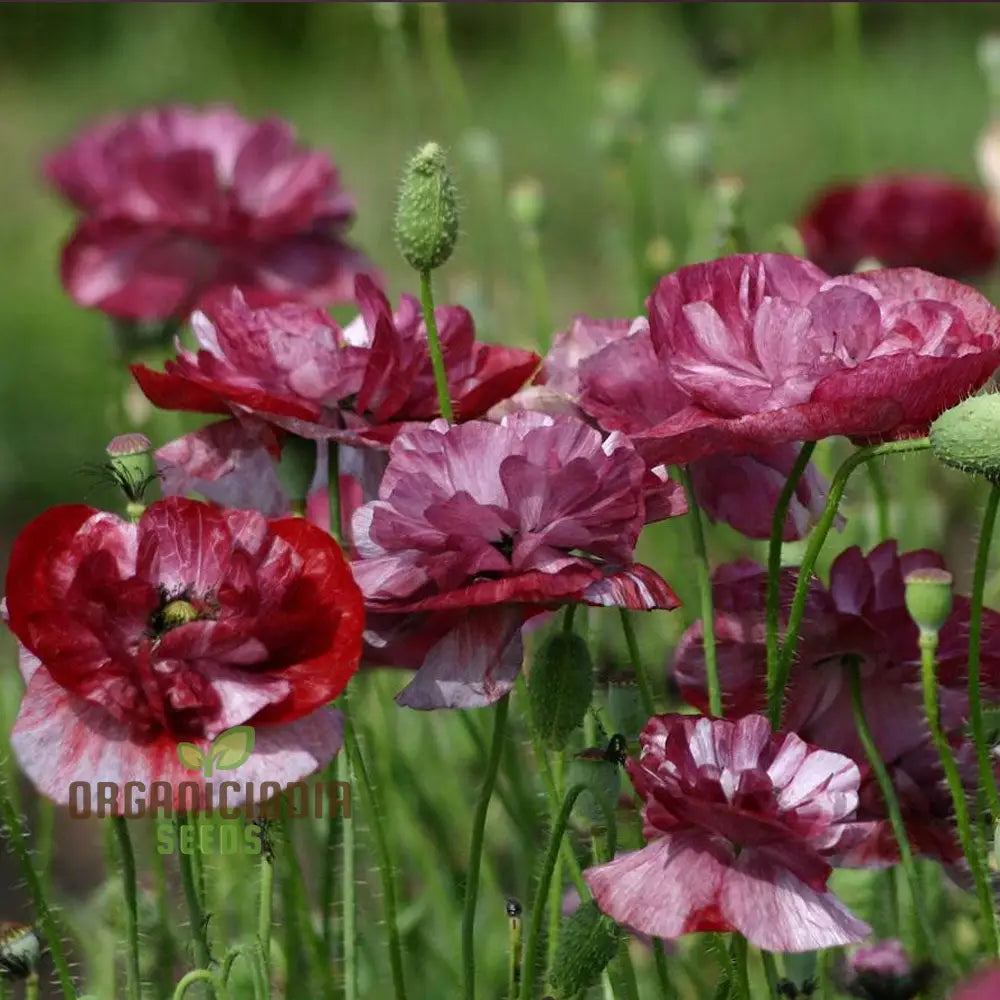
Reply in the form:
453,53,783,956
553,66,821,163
491,531,515,561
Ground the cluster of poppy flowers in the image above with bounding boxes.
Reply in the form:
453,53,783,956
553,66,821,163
8,103,1000,983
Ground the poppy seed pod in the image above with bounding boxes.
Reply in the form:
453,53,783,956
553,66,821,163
903,569,954,635
394,142,459,272
930,393,1000,482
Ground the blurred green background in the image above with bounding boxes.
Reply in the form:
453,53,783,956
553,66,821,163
4,4,1000,997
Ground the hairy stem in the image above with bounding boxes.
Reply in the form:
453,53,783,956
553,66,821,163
419,269,455,422
176,817,212,969
112,817,143,1000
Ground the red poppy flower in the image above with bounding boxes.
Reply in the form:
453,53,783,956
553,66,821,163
131,276,539,447
584,714,871,951
3,496,363,811
672,542,1000,865
351,413,680,708
627,254,1000,465
799,175,999,278
45,104,377,320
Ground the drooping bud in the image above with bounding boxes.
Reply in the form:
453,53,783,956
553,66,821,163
930,394,1000,482
0,923,41,981
106,433,157,520
527,631,594,749
395,142,459,272
903,569,954,636
566,736,626,828
548,900,622,999
275,433,316,514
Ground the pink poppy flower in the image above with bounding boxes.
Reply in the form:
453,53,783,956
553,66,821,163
799,175,998,278
584,714,871,951
840,939,932,1000
132,276,539,447
629,254,1000,466
2,496,363,812
672,542,1000,864
524,312,833,541
45,104,377,320
351,412,680,708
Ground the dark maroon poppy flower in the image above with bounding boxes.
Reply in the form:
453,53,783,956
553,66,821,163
3,496,363,811
132,276,539,447
351,412,680,708
799,175,999,278
626,254,1000,465
672,542,1000,864
45,104,378,321
584,713,870,951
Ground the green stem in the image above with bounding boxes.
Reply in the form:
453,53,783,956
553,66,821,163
847,660,934,954
507,904,523,1000
344,715,409,1000
220,943,267,999
866,461,891,541
615,939,641,1000
520,784,586,1000
0,781,76,999
775,439,931,709
340,714,357,1000
36,800,54,897
765,441,816,725
151,832,176,1000
675,465,721,715
652,940,673,998
968,482,1000,823
172,970,227,1000
761,952,780,997
919,630,1000,955
462,694,510,1000
112,818,143,1000
256,850,274,997
328,441,342,544
619,609,656,717
730,936,750,1000
419,269,454,421
176,817,212,969
26,976,39,1000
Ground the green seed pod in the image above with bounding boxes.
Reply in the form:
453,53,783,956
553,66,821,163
394,141,459,272
904,568,954,635
549,900,622,998
930,393,1000,482
528,631,594,749
106,433,157,517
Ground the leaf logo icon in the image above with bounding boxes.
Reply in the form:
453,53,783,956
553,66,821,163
176,726,255,777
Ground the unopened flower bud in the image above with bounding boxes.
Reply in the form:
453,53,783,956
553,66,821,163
0,923,41,981
528,631,594,749
567,736,625,827
904,569,954,635
275,433,316,512
840,939,932,1000
930,393,1000,482
606,671,646,740
548,900,622,998
395,142,459,272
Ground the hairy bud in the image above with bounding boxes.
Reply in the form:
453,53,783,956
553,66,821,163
528,631,594,749
395,142,459,272
548,900,622,998
930,393,1000,482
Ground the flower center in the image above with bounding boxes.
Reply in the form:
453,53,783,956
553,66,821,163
149,597,204,637
491,531,515,561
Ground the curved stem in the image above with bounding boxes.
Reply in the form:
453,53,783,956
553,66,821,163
419,269,454,422
919,631,1000,955
520,784,586,1000
339,729,357,1000
172,970,227,1000
176,817,212,969
112,817,142,1000
765,441,816,725
774,438,931,712
969,482,1000,823
344,715,409,1000
675,465,721,715
462,694,510,1000
0,780,76,999
846,662,934,954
